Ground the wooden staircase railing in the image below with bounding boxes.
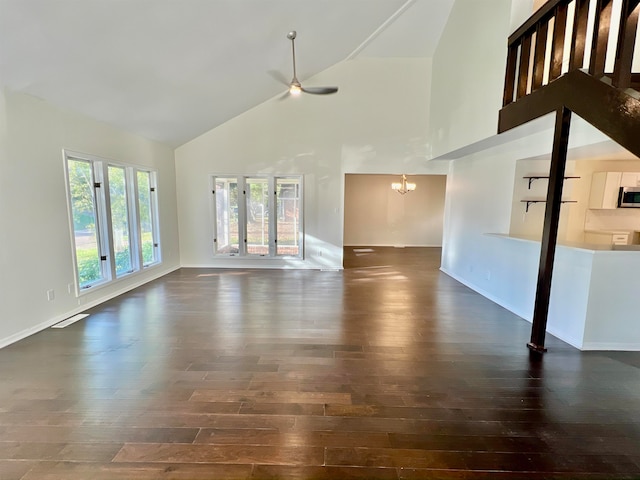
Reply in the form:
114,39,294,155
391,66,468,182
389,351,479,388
503,0,640,108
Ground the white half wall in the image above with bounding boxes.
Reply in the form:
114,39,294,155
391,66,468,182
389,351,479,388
584,252,640,350
0,89,180,348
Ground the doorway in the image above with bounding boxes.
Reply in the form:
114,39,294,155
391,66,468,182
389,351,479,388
343,173,446,248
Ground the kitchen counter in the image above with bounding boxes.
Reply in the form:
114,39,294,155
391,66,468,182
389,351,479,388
485,233,640,251
584,229,636,235
478,232,640,350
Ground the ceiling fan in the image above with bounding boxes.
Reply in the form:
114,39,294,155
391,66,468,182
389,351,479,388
279,31,338,97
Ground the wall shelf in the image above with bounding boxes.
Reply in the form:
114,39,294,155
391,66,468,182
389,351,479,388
521,199,578,213
523,175,581,189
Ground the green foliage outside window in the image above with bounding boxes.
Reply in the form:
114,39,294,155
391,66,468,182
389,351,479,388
76,234,154,287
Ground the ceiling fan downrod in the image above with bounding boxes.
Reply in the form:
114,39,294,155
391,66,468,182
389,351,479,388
285,30,337,96
286,31,302,94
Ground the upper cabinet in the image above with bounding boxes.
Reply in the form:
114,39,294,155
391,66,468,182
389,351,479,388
589,172,621,209
621,172,640,187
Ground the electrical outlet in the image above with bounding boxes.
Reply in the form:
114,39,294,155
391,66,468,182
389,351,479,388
317,249,323,257
486,270,492,281
67,283,74,294
46,289,55,301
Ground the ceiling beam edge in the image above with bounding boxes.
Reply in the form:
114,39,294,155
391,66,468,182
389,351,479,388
345,0,417,60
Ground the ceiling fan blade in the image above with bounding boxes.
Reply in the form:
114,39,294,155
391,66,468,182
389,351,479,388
277,90,291,101
301,86,339,95
267,70,290,87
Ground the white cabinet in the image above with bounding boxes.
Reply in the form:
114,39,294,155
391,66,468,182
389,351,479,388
589,172,621,209
613,233,631,245
584,231,631,245
621,172,640,187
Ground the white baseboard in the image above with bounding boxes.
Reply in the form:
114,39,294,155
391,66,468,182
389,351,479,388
0,265,180,350
344,244,443,248
581,342,640,351
440,267,596,351
545,325,584,350
439,267,532,321
0,318,60,350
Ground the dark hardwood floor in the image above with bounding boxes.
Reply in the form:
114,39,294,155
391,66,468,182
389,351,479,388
1,246,640,479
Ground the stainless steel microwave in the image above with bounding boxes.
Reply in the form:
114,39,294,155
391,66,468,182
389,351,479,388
618,187,640,207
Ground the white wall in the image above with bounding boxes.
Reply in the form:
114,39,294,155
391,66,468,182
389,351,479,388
0,89,180,347
428,0,515,158
509,158,579,241
344,174,446,247
175,58,447,270
441,124,556,314
585,252,640,350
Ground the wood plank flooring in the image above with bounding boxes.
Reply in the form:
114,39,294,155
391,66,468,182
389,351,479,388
1,246,640,479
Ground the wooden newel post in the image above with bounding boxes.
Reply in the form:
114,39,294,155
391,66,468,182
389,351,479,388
528,107,572,353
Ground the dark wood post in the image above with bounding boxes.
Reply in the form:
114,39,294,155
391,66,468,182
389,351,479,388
549,3,568,82
532,20,549,91
528,107,572,353
517,35,533,99
569,0,590,71
612,0,640,88
589,0,614,78
503,43,519,107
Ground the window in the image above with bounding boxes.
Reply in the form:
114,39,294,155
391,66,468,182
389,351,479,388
67,158,108,287
276,178,301,256
108,165,134,277
137,170,160,266
212,175,303,258
246,178,269,255
214,177,239,254
65,151,161,292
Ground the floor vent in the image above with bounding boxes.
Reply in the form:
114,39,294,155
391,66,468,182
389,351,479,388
51,313,89,329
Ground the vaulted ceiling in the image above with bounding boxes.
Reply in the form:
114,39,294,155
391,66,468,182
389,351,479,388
0,0,454,147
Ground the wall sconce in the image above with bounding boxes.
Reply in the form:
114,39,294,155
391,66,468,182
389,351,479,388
391,174,416,195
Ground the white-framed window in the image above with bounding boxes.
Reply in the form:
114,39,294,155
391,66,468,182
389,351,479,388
136,170,161,267
212,175,303,258
64,151,161,293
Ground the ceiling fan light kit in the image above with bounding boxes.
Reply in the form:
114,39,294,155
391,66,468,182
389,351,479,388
283,30,338,97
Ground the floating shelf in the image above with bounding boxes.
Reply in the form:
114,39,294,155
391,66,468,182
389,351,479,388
523,175,581,189
521,199,578,213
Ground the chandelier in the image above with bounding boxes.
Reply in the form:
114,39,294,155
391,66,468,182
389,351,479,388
391,174,416,195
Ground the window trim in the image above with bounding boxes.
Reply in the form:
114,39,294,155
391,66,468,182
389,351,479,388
63,150,162,296
245,176,271,257
135,169,161,267
210,174,303,259
275,176,304,257
107,163,136,278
